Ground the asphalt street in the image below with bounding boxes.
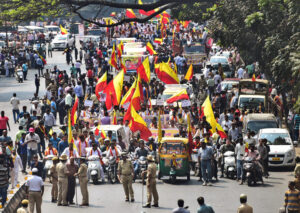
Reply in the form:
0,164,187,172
0,47,295,213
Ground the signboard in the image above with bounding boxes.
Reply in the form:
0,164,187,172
150,128,179,138
84,100,93,107
181,100,191,107
156,99,164,106
78,24,85,36
143,114,170,128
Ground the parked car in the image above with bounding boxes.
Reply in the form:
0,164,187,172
51,34,74,50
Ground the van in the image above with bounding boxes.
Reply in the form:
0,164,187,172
97,125,126,145
243,113,278,139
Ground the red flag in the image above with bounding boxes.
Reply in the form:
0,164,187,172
71,96,78,126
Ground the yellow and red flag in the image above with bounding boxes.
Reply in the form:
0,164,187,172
184,64,193,81
131,74,142,111
183,20,191,28
137,57,151,83
104,69,125,110
162,11,171,18
95,72,107,100
154,38,163,45
158,111,162,143
156,62,180,84
166,89,189,104
112,110,117,125
110,12,116,17
117,42,123,59
120,78,137,106
252,74,256,82
60,25,68,35
187,113,193,154
109,44,118,69
126,9,137,18
128,104,152,140
71,96,78,126
68,110,78,152
146,42,157,55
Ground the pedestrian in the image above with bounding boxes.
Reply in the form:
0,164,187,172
50,157,59,203
26,168,44,213
172,199,190,213
11,149,23,189
142,155,159,208
35,74,40,96
74,157,89,206
235,138,245,182
36,57,43,77
10,93,20,124
198,142,214,186
17,199,29,213
66,157,78,205
0,153,9,208
197,196,215,213
56,154,69,206
117,152,134,202
30,154,44,179
256,138,268,177
284,181,300,213
22,62,28,80
237,194,253,213
48,42,52,58
43,109,55,135
25,128,40,166
19,132,28,173
0,111,10,136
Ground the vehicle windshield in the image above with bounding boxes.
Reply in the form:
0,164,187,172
184,45,205,53
259,133,291,145
239,97,265,109
47,27,59,32
160,142,186,155
221,82,234,91
57,37,67,41
210,57,228,64
247,121,278,134
87,29,103,36
103,130,116,141
161,94,173,101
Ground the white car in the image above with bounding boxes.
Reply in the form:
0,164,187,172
257,128,296,167
44,25,60,41
51,34,74,50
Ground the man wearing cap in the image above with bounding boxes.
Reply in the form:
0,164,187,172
50,157,59,203
26,168,44,213
25,128,40,166
118,152,134,202
75,157,89,206
17,199,29,213
237,194,253,213
143,155,159,208
56,154,69,206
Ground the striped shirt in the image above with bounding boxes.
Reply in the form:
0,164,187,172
284,189,300,210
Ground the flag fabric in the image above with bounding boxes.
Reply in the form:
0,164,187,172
154,38,163,45
158,111,162,143
68,110,78,152
166,89,189,104
71,96,78,126
104,70,125,110
101,129,107,139
252,74,256,82
131,74,142,111
161,16,169,25
146,42,157,55
120,78,137,106
201,96,227,138
162,11,171,18
117,42,123,59
109,44,118,69
95,125,100,136
156,62,180,84
60,25,68,35
112,110,117,125
110,12,116,17
184,64,193,81
126,9,137,18
187,113,193,154
137,57,151,83
183,21,191,28
36,52,47,65
95,72,107,100
128,104,152,140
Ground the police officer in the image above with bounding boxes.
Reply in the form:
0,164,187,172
56,154,69,206
75,157,89,206
237,194,253,213
17,199,29,213
50,156,59,203
117,152,134,202
143,155,159,208
25,168,44,213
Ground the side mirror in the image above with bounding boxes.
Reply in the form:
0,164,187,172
294,141,298,147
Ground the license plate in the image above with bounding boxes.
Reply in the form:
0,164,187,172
272,157,280,161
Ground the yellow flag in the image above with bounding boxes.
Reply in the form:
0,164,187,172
158,111,162,143
68,110,78,152
49,128,53,136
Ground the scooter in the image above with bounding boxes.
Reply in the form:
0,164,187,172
223,151,236,179
136,156,148,184
87,155,102,184
16,69,23,83
44,155,54,181
243,157,263,186
106,156,118,184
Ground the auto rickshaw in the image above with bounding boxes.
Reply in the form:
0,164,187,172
158,137,190,183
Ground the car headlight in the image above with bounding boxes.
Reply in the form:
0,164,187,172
286,151,293,158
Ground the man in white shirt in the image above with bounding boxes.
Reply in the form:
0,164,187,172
123,120,132,146
221,115,232,133
87,142,105,182
62,143,79,159
213,72,222,85
235,139,245,182
25,128,40,165
237,67,244,79
26,168,44,213
10,93,20,123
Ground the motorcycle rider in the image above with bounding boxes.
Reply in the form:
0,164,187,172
44,142,58,157
219,138,235,178
106,140,121,162
133,140,149,179
235,138,245,181
146,137,157,152
241,143,263,185
87,142,105,182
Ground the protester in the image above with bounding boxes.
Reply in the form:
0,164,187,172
172,199,190,213
197,196,215,213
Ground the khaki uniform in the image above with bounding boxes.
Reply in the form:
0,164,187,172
146,162,158,205
118,160,134,200
50,164,58,200
17,207,29,213
237,203,253,213
78,163,89,205
56,162,68,205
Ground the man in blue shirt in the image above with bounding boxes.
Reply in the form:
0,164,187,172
50,97,57,119
74,81,84,103
49,132,60,150
198,142,214,186
22,62,28,80
58,134,69,156
19,132,28,173
36,57,43,77
197,197,215,213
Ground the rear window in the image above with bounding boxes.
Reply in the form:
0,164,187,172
247,121,278,134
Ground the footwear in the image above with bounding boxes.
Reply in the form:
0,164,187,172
125,199,129,202
80,203,89,206
207,182,212,186
51,198,56,203
239,181,243,185
152,204,159,207
203,182,207,186
198,178,202,182
131,199,135,202
143,204,151,208
69,202,75,205
57,203,62,206
62,204,69,206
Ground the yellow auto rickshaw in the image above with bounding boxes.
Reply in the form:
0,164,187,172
158,137,190,183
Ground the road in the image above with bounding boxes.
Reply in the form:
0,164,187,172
0,47,295,213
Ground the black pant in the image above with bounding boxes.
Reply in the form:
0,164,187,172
20,153,27,171
23,71,27,80
67,176,76,203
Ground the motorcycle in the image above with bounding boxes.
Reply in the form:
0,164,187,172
106,156,118,184
135,156,148,184
44,155,54,181
223,151,236,179
16,69,23,83
87,155,102,184
191,149,199,176
243,157,263,186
